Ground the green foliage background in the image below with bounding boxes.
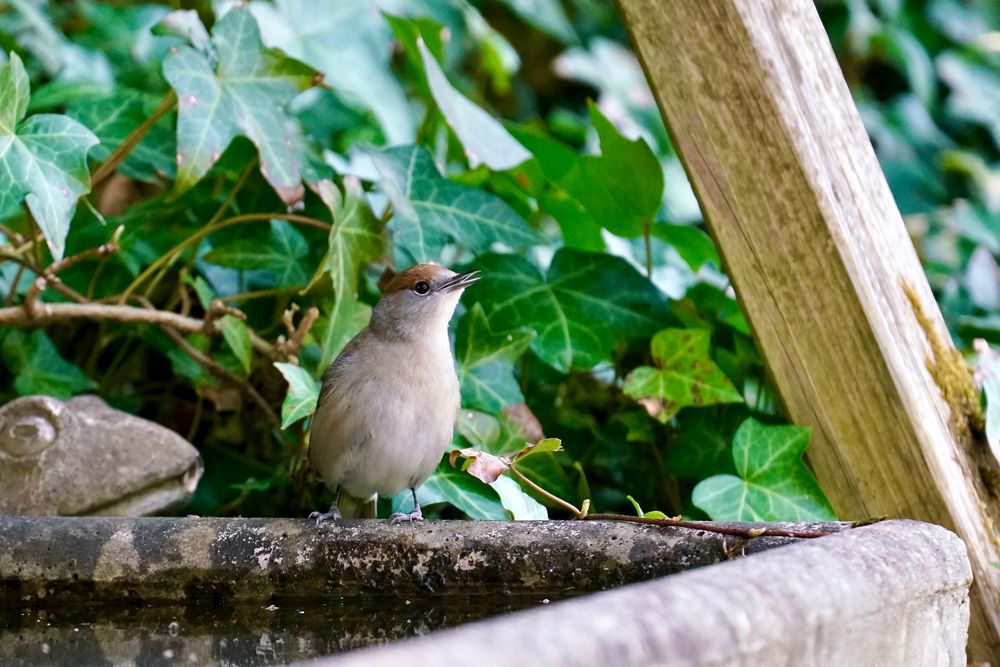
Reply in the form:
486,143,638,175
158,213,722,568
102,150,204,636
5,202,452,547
0,0,994,522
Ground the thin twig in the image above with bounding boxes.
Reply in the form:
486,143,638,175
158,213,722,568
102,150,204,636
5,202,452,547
273,305,320,362
222,287,297,303
5,264,25,306
118,212,332,305
0,249,38,272
203,298,248,333
0,222,24,245
18,227,121,308
581,513,836,539
379,201,394,227
164,158,258,298
508,464,585,517
186,394,204,442
46,227,121,275
91,91,177,188
0,301,276,355
26,211,42,268
161,326,281,430
47,278,88,304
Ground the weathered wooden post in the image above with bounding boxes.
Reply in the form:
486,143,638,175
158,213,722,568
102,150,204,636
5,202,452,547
615,0,1000,659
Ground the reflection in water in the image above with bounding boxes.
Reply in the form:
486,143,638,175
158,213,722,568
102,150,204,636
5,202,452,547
0,596,551,666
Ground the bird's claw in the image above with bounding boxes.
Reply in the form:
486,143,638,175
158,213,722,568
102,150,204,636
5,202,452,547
309,509,341,526
389,507,423,524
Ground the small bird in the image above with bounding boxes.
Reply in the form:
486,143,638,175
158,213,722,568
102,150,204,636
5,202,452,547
308,264,479,524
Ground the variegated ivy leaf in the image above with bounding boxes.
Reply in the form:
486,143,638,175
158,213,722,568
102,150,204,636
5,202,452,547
624,328,743,423
273,362,320,429
368,145,544,265
309,177,385,369
692,418,836,522
248,0,415,145
161,5,319,204
418,39,530,171
0,52,98,260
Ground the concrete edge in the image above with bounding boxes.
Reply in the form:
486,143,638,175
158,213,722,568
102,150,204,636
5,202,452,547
302,520,972,667
0,517,847,606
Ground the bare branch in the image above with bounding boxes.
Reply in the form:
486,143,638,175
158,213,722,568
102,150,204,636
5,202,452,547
161,326,281,431
0,301,276,355
91,91,177,188
274,305,319,362
581,513,837,539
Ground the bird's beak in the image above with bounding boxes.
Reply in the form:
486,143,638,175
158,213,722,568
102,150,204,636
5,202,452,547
440,270,480,293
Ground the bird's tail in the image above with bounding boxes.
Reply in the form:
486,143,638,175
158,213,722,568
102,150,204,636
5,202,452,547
337,488,377,519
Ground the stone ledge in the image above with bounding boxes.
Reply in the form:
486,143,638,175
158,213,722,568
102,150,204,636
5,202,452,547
303,520,971,667
0,516,844,606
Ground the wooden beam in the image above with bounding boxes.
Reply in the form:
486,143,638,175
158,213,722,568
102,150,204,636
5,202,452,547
615,0,1000,659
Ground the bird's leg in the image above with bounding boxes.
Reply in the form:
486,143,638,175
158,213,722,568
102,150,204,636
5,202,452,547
389,488,423,524
308,500,342,526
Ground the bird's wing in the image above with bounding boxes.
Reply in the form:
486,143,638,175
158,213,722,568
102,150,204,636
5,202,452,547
308,331,373,476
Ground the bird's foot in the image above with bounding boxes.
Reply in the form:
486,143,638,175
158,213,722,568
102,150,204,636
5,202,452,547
389,506,423,524
308,506,342,526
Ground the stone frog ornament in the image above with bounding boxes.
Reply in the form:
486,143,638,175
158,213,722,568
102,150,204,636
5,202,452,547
0,395,202,516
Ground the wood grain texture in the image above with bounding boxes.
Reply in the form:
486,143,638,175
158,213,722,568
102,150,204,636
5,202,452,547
615,0,1000,658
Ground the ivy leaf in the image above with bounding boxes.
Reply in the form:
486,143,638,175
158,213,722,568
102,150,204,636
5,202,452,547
508,125,605,251
421,464,507,519
651,223,719,272
667,413,737,480
309,178,384,369
0,52,98,260
418,39,531,171
202,219,308,288
1,330,95,399
490,475,548,519
692,418,836,521
456,303,534,412
456,410,503,449
624,328,743,423
319,178,384,297
248,0,415,144
219,316,252,374
161,5,319,204
385,14,446,99
451,447,510,484
465,249,668,372
626,495,668,519
513,437,564,460
939,52,1000,151
67,90,176,183
155,9,212,57
369,145,543,264
559,104,663,238
186,275,251,374
273,362,320,429
314,297,371,376
499,0,577,45
454,412,576,510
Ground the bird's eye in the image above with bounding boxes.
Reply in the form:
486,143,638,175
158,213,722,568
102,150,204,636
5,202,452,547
413,281,431,295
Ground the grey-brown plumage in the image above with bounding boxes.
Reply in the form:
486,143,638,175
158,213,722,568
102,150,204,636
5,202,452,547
308,264,479,523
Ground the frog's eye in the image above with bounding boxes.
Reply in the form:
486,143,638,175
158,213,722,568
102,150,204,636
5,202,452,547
0,396,62,459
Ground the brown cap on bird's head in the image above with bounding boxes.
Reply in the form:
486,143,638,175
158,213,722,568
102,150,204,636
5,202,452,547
369,263,480,339
381,264,480,296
